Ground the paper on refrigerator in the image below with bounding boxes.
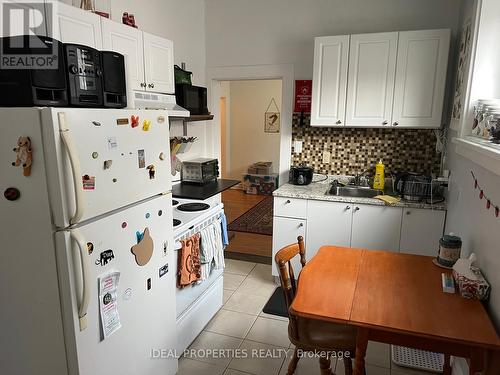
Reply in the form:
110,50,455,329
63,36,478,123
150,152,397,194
98,271,121,340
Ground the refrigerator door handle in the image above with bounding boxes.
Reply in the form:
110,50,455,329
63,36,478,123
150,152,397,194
69,229,91,331
58,112,85,225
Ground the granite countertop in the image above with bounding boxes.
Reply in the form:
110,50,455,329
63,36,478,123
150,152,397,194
273,175,447,211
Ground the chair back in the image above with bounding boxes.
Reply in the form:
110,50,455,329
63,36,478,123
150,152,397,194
274,236,306,310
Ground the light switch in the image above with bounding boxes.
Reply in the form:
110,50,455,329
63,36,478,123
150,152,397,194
322,150,331,164
293,141,303,154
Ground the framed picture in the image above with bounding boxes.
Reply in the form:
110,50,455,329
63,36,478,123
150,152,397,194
264,97,280,133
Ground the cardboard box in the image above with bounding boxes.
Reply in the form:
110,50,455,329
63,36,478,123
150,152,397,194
248,162,273,175
242,173,279,195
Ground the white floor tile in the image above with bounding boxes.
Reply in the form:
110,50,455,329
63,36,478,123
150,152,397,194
205,309,257,338
237,277,277,298
246,317,291,348
228,339,288,375
224,369,254,375
187,331,243,367
223,289,235,304
224,273,246,291
278,350,332,375
225,259,256,276
248,264,274,281
224,291,269,315
366,341,391,368
336,359,389,375
178,357,225,375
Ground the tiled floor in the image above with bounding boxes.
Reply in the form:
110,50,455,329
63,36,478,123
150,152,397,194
178,259,435,375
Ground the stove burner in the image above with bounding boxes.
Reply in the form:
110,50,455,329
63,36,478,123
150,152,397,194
173,219,181,227
172,200,179,206
177,203,210,212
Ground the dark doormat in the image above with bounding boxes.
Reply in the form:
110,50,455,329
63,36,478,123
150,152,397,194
225,251,272,265
228,196,273,236
262,286,289,318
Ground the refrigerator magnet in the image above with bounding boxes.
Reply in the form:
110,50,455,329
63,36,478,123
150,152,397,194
107,137,118,150
95,249,115,266
82,175,95,190
142,120,151,131
147,165,156,179
92,121,101,126
116,118,129,126
131,115,139,128
157,115,165,124
131,228,154,266
138,149,145,168
87,242,94,255
123,288,132,301
103,160,113,170
11,136,33,177
159,152,165,161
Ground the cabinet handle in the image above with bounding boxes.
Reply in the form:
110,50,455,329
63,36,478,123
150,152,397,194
354,207,360,211
298,223,304,228
346,206,351,210
336,120,342,125
406,211,411,215
151,83,155,88
393,121,399,126
382,121,388,125
285,200,291,204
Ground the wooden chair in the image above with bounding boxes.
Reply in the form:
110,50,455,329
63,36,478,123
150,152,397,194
275,236,360,375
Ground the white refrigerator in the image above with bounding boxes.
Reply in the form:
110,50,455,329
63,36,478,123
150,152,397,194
0,108,177,375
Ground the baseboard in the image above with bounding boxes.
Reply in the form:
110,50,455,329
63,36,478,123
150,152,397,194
452,356,469,375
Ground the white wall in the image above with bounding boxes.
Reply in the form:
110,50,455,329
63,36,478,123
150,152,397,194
205,0,462,79
225,79,282,180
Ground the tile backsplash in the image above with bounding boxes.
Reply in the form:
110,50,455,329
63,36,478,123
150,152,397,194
291,113,442,176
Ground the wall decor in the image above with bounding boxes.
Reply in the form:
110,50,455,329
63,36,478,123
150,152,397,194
471,171,499,218
291,113,441,175
264,98,280,133
451,20,472,130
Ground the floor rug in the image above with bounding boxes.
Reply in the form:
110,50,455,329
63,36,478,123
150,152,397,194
228,196,273,236
262,286,288,318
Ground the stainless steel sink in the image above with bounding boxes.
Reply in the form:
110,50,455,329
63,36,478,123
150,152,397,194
327,185,383,198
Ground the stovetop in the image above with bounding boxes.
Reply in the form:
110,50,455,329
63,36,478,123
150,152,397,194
172,198,223,236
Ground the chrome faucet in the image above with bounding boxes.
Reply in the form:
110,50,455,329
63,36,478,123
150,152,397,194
350,168,373,186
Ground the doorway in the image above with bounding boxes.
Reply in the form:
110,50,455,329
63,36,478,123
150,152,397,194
219,79,282,262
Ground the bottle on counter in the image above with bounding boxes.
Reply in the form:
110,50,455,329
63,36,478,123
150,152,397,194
373,159,385,190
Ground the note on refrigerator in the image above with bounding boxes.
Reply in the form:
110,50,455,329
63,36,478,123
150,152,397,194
98,271,121,340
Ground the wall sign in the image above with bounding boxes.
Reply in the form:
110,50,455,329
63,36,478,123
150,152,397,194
264,97,280,133
294,80,312,113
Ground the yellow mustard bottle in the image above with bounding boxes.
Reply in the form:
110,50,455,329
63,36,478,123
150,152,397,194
373,159,385,190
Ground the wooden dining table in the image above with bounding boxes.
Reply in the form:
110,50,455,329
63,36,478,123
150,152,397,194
289,246,500,375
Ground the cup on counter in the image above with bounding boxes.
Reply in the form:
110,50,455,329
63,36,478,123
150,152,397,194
437,234,462,268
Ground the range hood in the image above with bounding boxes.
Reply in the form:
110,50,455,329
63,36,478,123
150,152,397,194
130,91,190,117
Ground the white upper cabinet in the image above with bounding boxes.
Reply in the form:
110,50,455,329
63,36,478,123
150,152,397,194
346,32,398,127
51,2,102,49
143,32,175,94
101,18,145,92
311,35,349,126
392,29,450,128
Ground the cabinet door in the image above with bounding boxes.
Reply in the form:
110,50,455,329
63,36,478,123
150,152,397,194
400,208,445,257
101,18,145,92
0,0,47,37
306,200,352,260
143,32,174,94
51,2,102,49
311,35,349,126
271,217,306,277
392,29,450,128
351,205,402,252
346,32,398,127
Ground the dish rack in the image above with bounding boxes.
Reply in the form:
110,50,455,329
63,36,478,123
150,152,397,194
394,178,445,203
174,210,223,250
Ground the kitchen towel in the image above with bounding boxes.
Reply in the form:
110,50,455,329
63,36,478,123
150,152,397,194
220,212,229,246
199,225,216,280
177,233,201,288
374,195,401,206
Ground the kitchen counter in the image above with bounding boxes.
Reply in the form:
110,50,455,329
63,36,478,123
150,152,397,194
273,175,446,211
172,179,240,200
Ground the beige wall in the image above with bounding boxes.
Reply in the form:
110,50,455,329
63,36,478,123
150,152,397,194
225,79,282,180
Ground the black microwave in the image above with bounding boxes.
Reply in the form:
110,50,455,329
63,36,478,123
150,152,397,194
175,83,208,115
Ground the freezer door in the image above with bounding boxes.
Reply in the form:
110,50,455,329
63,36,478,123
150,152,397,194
41,108,172,228
0,108,68,375
55,194,177,375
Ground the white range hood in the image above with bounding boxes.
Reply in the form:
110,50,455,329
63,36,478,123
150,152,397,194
129,91,190,117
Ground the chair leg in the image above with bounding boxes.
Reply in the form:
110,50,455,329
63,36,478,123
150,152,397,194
319,355,332,375
344,357,353,375
287,347,300,375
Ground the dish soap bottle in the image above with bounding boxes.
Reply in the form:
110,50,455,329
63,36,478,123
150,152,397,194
373,160,385,190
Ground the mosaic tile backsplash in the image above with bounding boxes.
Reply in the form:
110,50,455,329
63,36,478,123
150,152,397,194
291,113,442,176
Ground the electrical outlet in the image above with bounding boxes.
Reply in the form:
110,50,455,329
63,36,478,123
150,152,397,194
293,141,303,154
322,150,331,164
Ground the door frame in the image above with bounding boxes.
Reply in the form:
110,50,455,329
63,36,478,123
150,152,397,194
206,64,294,186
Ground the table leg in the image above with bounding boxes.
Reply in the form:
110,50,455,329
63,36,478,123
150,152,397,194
354,328,369,375
469,348,485,375
443,354,452,375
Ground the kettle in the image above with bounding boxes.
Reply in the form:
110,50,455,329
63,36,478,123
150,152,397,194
290,164,313,185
